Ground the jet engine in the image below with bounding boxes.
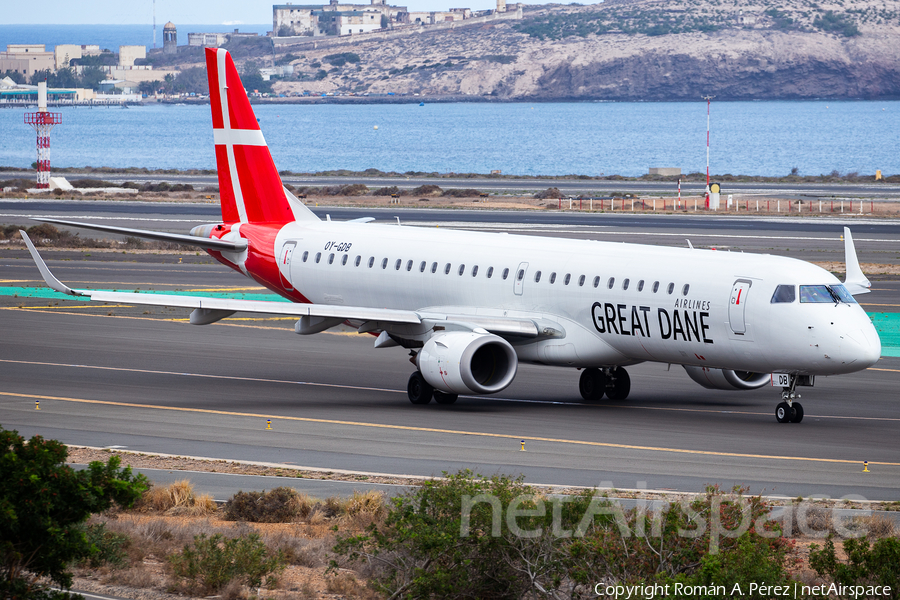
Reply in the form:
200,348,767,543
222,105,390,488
417,331,518,395
683,366,771,391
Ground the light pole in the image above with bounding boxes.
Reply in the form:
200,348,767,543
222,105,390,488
702,95,715,209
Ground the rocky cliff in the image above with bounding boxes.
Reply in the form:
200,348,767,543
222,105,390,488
271,0,900,100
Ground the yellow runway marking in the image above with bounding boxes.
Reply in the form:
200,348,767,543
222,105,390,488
5,389,899,467
867,367,900,373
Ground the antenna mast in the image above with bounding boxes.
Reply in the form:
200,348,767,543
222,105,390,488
153,0,157,49
702,95,715,209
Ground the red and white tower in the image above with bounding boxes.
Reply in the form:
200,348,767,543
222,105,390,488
24,81,62,189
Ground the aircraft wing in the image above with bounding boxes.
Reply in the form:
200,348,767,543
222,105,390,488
21,230,551,337
21,230,419,326
31,218,248,251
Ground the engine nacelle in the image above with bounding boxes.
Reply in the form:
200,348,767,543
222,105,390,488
683,366,771,391
417,331,518,395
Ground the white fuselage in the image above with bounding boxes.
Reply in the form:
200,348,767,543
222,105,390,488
271,220,881,376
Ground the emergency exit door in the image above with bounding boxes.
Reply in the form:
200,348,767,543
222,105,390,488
728,279,751,334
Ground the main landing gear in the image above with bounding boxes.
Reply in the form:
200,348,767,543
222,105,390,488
407,371,458,405
579,367,631,402
775,374,804,423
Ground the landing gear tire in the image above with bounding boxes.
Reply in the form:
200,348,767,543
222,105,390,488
775,402,793,423
434,390,458,405
407,372,433,404
579,368,606,401
790,402,804,423
606,367,631,401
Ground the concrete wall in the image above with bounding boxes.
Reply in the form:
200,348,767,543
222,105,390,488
118,45,147,67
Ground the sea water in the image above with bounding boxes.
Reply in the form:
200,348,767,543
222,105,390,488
1,101,897,177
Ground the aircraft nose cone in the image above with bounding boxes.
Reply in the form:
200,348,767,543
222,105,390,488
843,326,881,368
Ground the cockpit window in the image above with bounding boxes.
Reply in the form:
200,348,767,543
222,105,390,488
771,284,796,303
799,284,857,304
830,284,858,304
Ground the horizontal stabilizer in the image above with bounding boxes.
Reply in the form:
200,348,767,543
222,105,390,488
32,218,248,251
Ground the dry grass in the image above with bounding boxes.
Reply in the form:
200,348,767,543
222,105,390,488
854,514,896,538
135,480,218,516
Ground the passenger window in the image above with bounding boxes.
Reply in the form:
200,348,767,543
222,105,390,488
445,263,452,275
302,251,309,262
381,258,388,269
667,283,675,294
637,280,644,291
395,259,402,270
328,253,335,264
593,276,600,288
534,271,542,283
431,262,438,274
419,261,426,272
771,284,796,303
579,275,585,286
458,264,466,276
315,252,322,263
487,266,494,278
549,272,556,284
517,269,525,281
368,257,374,268
623,278,629,290
503,268,510,280
472,265,479,277
406,260,413,271
355,255,361,267
652,281,660,293
564,273,571,285
341,254,348,266
607,277,615,290
682,284,689,296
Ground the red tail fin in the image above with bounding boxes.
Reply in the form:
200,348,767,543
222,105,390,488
205,48,294,224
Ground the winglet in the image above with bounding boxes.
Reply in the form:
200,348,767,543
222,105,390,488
843,227,871,295
19,230,83,296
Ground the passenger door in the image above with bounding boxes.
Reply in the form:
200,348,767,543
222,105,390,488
279,241,297,291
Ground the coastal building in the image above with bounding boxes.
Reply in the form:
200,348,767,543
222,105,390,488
0,45,54,77
273,0,407,37
273,0,517,38
54,44,100,70
0,76,92,104
163,22,177,54
187,29,260,47
118,45,146,67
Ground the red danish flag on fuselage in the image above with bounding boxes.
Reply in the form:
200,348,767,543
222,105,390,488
205,47,294,225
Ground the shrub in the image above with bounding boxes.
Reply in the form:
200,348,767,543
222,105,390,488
224,487,311,523
78,522,129,569
373,186,402,196
411,184,442,196
534,187,562,199
324,52,361,67
169,532,285,593
810,536,900,593
441,188,482,198
135,480,216,516
0,427,148,596
333,471,795,599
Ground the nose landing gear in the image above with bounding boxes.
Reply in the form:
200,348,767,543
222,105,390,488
775,374,804,423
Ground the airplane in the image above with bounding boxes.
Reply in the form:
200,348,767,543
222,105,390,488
20,48,881,424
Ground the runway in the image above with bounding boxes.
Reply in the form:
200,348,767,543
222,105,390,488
1,206,899,501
